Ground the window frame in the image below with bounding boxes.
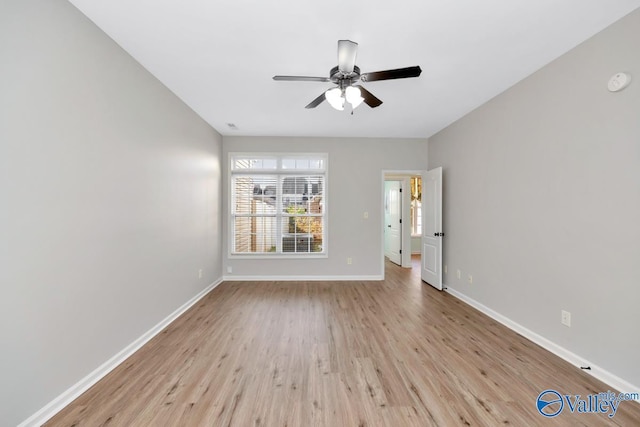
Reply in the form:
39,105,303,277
228,152,328,259
411,199,422,237
410,176,422,237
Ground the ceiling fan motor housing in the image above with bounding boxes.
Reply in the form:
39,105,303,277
330,65,361,84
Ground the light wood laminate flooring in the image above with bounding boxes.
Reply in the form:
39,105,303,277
47,258,640,426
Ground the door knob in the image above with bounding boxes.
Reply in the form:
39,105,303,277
388,225,391,228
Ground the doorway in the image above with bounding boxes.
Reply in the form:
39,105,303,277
382,169,443,290
382,171,420,272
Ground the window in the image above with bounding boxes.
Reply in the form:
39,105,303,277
410,176,422,236
230,154,327,256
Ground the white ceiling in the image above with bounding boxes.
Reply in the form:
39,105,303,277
69,0,640,139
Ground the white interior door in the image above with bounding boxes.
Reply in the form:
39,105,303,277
421,167,443,290
384,180,402,266
384,181,391,259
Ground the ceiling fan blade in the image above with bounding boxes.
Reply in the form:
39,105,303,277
361,66,422,82
355,85,383,108
305,91,327,109
273,75,330,82
338,40,358,74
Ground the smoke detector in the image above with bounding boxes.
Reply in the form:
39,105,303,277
607,72,631,92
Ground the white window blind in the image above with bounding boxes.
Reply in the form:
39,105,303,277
230,154,327,256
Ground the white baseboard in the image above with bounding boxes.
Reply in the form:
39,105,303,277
444,286,640,402
19,278,224,427
223,274,383,281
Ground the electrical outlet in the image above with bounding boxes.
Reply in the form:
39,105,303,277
227,266,232,274
363,211,369,219
468,274,473,284
561,310,571,327
444,265,447,274
347,257,353,265
198,269,203,279
456,269,461,279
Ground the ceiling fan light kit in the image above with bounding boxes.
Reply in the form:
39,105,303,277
324,83,364,111
273,40,422,111
325,87,345,110
345,86,364,109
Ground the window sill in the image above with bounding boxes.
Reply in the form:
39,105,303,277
229,253,328,260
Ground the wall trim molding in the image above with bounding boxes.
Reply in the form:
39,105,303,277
223,275,383,282
444,286,640,402
18,278,224,427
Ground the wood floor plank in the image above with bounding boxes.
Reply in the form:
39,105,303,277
45,258,640,426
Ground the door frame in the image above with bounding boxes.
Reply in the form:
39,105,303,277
381,170,423,277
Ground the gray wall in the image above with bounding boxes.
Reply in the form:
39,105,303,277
411,236,421,254
223,136,428,278
429,9,640,387
0,1,223,425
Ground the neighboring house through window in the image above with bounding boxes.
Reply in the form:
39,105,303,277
230,154,327,256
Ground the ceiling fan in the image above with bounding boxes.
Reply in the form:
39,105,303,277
273,40,422,111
